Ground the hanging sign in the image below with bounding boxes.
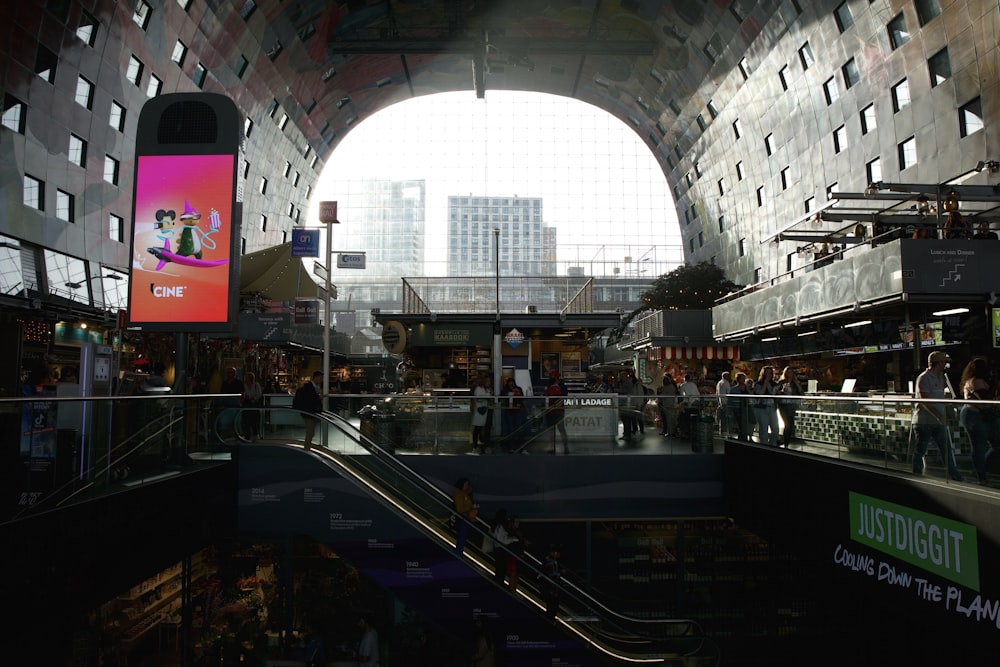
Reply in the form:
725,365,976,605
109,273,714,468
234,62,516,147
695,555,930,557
504,328,525,349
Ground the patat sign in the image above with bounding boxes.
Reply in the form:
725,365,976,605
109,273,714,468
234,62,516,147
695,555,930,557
505,328,525,349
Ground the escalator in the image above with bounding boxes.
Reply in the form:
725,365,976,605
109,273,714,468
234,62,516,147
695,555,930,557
239,407,721,666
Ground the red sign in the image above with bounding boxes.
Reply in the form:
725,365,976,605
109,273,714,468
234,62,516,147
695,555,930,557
117,309,126,329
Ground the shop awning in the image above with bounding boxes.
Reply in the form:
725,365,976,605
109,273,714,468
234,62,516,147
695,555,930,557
240,242,320,301
655,345,740,361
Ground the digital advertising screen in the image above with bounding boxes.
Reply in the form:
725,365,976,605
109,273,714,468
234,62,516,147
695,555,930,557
127,153,237,331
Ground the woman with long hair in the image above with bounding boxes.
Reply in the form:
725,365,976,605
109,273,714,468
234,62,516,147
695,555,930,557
752,366,780,446
959,357,996,484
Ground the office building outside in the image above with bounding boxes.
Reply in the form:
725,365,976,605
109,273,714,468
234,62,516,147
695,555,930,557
446,195,556,277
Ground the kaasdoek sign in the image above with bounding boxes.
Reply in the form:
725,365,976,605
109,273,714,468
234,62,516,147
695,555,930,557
837,491,1000,630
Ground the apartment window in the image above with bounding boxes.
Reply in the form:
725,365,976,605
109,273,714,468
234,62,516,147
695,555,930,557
753,268,762,284
109,101,126,132
694,162,702,177
866,157,883,184
109,213,124,242
75,76,95,109
738,57,750,80
684,209,691,225
56,190,74,222
928,48,951,88
177,0,193,10
146,73,162,97
104,156,120,186
133,0,152,30
260,215,268,232
2,95,26,133
733,118,743,140
842,58,860,89
243,160,251,179
244,118,254,138
834,2,854,32
68,134,87,167
239,0,257,20
698,232,705,247
718,216,725,233
235,55,249,79
826,182,839,199
756,186,765,207
685,172,693,187
171,40,188,66
279,114,289,130
287,202,295,216
765,133,775,156
696,114,707,131
860,104,876,134
739,238,747,257
804,196,816,213
778,65,789,90
36,46,57,83
193,63,207,88
823,77,839,105
736,161,745,181
718,178,726,196
915,0,941,26
707,99,719,119
798,42,815,70
23,175,43,210
689,238,696,253
293,171,300,187
833,125,848,153
689,203,699,220
76,11,98,46
259,177,268,195
898,136,918,170
780,167,790,190
891,79,911,112
888,12,910,50
126,56,144,86
267,99,279,117
959,97,984,137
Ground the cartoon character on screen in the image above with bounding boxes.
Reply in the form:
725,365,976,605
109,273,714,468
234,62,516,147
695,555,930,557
147,200,228,269
154,208,178,249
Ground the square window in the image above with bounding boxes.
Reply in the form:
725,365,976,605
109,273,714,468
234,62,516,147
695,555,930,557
171,40,188,66
177,0,193,10
689,238,696,253
104,156,119,185
738,57,750,80
765,133,775,156
2,95,26,133
707,100,719,118
279,114,289,130
915,0,941,27
56,190,74,222
959,97,984,137
928,48,951,87
24,174,44,210
685,171,693,187
718,178,726,196
193,63,207,88
267,99,279,117
109,101,126,132
753,268,762,283
778,65,789,90
898,136,918,170
69,134,87,167
133,0,152,30
739,238,747,257
260,214,268,232
805,196,816,213
842,58,860,88
833,125,848,153
146,73,162,97
239,0,257,20
36,46,57,83
698,232,705,247
260,177,268,195
860,104,877,134
244,118,254,138
75,76,95,109
293,171,301,187
866,157,882,184
757,186,765,207
126,56,144,86
696,114,707,131
736,161,745,181
891,79,910,112
110,213,124,242
780,167,790,190
834,2,854,32
718,216,725,233
823,77,839,105
733,118,742,140
888,12,910,50
235,55,249,79
76,11,99,46
798,42,815,70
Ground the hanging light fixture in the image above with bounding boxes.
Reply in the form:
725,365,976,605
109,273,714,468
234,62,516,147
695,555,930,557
943,190,960,212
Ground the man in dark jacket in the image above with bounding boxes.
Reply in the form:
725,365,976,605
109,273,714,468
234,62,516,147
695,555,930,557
293,370,324,448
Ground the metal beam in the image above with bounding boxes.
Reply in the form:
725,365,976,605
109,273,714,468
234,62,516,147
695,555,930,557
325,37,656,56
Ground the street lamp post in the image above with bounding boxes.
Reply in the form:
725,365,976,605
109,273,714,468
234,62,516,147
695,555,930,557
318,201,340,413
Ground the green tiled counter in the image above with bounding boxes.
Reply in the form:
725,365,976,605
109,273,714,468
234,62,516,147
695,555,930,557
794,409,970,459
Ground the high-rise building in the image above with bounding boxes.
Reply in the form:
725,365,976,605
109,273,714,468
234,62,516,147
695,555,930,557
341,179,426,278
446,195,555,276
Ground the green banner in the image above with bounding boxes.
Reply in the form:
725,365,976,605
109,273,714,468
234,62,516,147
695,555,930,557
849,491,979,590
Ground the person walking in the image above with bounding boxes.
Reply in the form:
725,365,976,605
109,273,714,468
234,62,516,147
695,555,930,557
776,367,803,447
293,370,324,449
912,351,964,481
657,374,679,436
729,372,751,441
544,371,569,454
471,375,493,454
958,357,995,484
499,376,525,450
751,366,780,446
354,613,380,667
715,371,733,436
678,374,700,437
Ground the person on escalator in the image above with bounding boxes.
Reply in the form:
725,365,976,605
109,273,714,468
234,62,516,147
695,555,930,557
452,477,478,555
293,370,324,449
542,544,565,620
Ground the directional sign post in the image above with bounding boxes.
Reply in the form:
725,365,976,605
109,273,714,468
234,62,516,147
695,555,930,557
318,201,339,417
337,253,367,269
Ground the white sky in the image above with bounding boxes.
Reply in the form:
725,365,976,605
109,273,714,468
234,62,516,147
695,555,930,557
311,90,683,275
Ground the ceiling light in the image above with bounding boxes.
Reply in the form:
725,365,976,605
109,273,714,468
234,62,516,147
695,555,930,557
798,330,818,337
760,336,778,342
844,320,871,328
932,307,969,316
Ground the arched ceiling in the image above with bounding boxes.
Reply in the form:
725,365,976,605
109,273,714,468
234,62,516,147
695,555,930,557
257,0,780,179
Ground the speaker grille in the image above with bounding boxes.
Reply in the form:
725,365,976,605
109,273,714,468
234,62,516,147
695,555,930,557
157,100,218,144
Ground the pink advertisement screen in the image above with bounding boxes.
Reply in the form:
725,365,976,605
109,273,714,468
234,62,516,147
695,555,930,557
128,154,235,328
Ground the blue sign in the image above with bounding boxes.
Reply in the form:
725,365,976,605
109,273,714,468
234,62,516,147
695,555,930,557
291,229,320,257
